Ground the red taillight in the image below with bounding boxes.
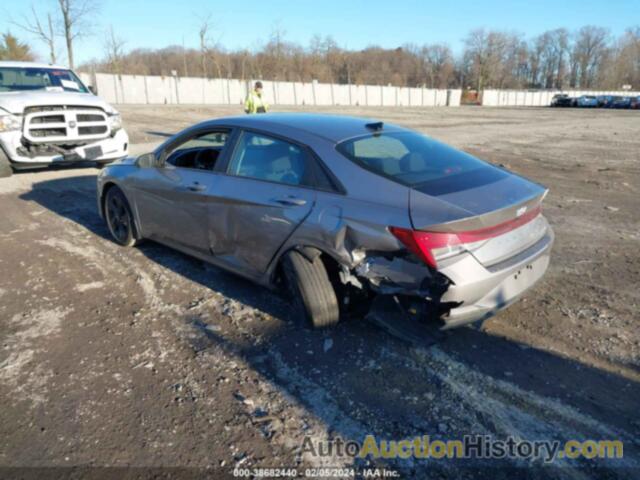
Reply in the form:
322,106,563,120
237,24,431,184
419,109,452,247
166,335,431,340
389,227,460,268
390,206,542,269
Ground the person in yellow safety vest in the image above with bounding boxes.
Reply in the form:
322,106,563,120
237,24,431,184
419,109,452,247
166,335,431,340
244,81,269,114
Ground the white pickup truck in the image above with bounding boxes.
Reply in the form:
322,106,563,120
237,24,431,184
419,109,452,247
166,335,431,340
0,61,128,177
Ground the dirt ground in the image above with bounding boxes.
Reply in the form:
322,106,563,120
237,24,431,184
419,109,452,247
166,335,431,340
0,105,638,479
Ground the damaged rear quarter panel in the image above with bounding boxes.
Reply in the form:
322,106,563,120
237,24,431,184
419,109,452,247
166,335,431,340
267,141,444,297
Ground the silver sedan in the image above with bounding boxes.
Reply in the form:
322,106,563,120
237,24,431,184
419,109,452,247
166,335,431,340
97,114,553,334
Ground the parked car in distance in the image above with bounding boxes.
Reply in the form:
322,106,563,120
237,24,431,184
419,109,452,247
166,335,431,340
575,95,599,108
597,95,616,108
0,61,128,178
605,96,623,108
550,94,566,106
630,96,640,109
611,96,632,109
550,94,573,107
97,114,553,336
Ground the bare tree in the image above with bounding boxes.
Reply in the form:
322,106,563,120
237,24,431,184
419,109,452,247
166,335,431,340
57,0,98,69
197,15,214,77
269,21,287,79
464,29,507,89
533,28,569,88
572,26,610,88
463,29,492,90
181,36,188,77
612,27,640,88
13,5,57,64
528,37,544,87
104,25,125,74
422,44,455,88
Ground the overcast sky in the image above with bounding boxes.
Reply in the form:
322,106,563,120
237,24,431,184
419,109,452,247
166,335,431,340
1,0,638,67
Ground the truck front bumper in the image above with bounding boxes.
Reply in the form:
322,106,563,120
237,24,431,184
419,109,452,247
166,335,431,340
1,129,129,170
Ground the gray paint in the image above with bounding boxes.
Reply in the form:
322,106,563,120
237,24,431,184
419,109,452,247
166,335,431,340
98,113,553,328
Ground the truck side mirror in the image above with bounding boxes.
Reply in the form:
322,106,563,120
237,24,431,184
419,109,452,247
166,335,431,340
88,85,97,95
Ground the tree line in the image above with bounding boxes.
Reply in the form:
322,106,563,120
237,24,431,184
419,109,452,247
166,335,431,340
85,24,640,91
2,1,638,91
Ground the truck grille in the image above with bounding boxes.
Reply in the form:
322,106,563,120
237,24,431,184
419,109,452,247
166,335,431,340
23,105,104,114
31,115,65,124
23,108,110,144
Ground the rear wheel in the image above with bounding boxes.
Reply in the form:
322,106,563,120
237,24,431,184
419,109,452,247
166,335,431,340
0,150,13,178
105,187,139,247
283,250,340,329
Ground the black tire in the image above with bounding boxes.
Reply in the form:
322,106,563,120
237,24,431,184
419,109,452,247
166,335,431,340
283,250,340,329
0,150,13,178
104,187,139,247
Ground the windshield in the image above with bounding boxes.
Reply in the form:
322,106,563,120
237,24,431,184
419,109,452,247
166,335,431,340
336,131,502,190
0,67,89,93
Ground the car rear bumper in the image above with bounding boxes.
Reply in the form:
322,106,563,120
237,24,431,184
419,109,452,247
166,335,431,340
438,227,554,329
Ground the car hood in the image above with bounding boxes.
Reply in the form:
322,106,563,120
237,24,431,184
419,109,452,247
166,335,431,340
0,91,117,115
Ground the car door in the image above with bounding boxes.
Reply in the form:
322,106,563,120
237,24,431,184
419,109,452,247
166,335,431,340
206,130,317,278
131,129,232,255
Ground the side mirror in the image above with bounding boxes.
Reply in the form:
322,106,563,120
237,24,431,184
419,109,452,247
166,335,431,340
88,85,97,95
135,153,158,168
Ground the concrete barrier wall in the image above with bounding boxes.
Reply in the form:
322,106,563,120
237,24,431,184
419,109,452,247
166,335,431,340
482,89,640,107
81,72,462,107
409,88,421,106
448,89,462,107
80,73,637,109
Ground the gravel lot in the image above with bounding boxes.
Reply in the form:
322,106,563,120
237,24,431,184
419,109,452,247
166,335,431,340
1,105,638,479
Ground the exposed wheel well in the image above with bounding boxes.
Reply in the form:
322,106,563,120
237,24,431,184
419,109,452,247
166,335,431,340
100,182,117,217
274,247,338,283
274,246,371,315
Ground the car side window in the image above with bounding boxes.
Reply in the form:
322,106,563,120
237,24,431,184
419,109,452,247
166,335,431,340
227,131,315,187
165,131,230,171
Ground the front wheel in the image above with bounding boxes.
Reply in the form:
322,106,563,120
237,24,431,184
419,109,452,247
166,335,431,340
105,187,139,247
283,251,340,329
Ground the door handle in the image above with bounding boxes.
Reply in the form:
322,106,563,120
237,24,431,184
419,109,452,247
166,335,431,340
272,196,307,206
187,182,206,192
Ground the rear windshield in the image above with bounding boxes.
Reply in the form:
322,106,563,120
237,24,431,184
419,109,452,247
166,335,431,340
336,131,502,191
0,67,88,93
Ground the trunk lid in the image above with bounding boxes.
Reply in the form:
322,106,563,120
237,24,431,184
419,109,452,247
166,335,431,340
409,167,549,268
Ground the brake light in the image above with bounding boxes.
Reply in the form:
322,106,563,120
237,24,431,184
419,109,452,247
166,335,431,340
390,206,541,269
389,227,463,268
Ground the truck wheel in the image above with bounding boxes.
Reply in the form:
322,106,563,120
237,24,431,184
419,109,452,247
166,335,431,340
0,150,13,178
104,187,139,247
283,250,340,329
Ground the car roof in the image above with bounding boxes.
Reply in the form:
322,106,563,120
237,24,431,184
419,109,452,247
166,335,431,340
0,61,70,70
206,113,409,143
